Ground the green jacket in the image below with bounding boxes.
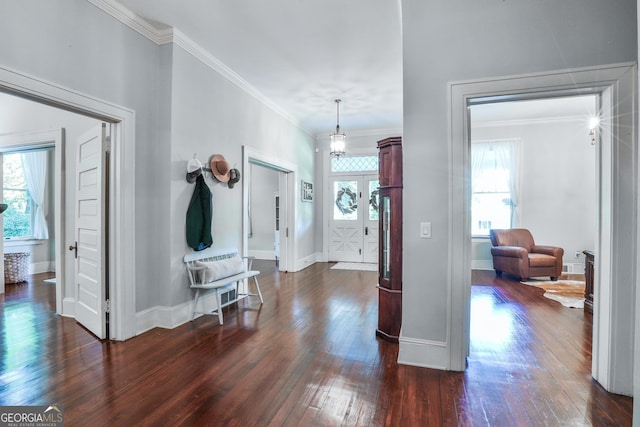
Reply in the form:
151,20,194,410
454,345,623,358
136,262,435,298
186,175,213,251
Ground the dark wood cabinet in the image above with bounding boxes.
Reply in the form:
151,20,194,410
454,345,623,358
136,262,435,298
583,250,594,314
376,137,402,342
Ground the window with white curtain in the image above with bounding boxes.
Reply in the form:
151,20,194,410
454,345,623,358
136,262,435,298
2,149,49,239
471,140,521,237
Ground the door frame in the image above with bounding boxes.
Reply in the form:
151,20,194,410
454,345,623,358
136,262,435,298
242,145,296,272
446,62,637,395
0,65,137,341
322,147,378,262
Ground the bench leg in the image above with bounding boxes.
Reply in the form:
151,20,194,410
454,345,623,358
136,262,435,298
253,276,263,304
192,289,201,321
215,289,224,325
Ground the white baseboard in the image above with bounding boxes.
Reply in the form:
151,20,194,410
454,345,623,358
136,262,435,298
398,335,450,370
248,250,275,260
294,252,321,272
471,260,494,271
29,261,55,275
135,290,224,335
62,297,76,318
136,300,193,335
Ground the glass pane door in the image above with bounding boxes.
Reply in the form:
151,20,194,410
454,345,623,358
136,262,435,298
333,180,358,221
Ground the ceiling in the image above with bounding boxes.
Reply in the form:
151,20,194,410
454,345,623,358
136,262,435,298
115,0,404,136
0,3,598,137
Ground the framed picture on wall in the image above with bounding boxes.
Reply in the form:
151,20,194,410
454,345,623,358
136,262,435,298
302,181,313,202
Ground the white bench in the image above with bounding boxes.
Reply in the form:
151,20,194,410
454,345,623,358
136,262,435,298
184,248,263,325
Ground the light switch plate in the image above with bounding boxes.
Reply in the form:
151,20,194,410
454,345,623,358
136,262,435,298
420,222,431,238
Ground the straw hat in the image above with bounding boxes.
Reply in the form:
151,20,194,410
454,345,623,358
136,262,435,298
209,154,230,183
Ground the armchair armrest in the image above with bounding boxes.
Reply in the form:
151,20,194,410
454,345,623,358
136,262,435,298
531,245,564,257
491,246,528,259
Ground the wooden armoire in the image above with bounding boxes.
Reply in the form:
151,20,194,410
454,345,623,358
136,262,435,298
376,136,402,342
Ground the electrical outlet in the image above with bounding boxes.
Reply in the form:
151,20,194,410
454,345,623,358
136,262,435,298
574,250,581,258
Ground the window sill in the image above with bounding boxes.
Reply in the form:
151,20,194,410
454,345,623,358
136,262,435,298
4,239,44,247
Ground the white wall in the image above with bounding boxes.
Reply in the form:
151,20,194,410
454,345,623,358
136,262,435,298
0,0,315,321
471,111,597,270
401,0,636,370
166,43,315,307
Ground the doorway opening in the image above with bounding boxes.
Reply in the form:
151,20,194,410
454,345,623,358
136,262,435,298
247,162,283,268
446,63,637,396
0,66,137,340
242,146,296,272
325,153,379,264
467,93,598,374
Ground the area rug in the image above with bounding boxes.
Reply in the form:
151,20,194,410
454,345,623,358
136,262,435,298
520,279,585,308
331,262,378,271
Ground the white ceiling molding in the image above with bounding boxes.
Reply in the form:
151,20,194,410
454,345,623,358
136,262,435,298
86,0,172,43
86,0,310,136
171,30,306,134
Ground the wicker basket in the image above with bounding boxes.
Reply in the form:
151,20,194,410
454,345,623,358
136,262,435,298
4,252,30,284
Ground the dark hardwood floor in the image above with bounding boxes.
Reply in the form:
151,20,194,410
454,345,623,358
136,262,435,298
0,264,633,426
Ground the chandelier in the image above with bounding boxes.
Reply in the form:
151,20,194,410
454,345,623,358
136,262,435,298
330,99,346,157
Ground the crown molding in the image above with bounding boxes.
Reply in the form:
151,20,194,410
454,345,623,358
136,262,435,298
171,30,306,133
86,0,172,43
86,0,309,135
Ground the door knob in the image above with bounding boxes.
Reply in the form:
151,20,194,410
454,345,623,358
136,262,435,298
69,242,78,259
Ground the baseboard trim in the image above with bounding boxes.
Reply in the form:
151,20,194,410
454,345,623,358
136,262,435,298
29,261,54,275
398,336,450,370
62,297,76,318
135,291,226,335
294,252,321,272
471,260,494,271
136,301,193,335
248,250,275,260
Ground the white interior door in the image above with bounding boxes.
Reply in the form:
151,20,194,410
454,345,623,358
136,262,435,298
73,124,107,339
329,175,378,262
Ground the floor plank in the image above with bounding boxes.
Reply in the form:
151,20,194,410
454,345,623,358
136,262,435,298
0,265,633,426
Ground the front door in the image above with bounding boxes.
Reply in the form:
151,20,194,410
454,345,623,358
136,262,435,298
73,124,108,339
329,175,379,263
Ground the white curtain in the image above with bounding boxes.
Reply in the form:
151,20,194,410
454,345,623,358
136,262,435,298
471,140,521,228
21,151,49,239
